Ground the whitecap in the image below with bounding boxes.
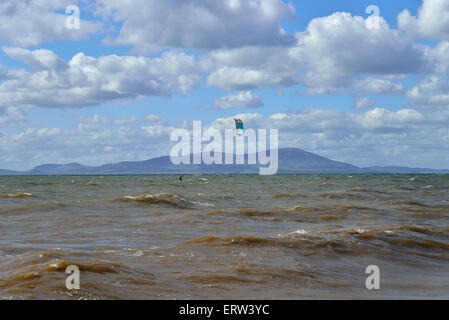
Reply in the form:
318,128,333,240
278,229,309,238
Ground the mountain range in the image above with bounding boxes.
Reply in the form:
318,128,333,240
0,148,447,175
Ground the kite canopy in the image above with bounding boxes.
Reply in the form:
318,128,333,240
234,118,244,135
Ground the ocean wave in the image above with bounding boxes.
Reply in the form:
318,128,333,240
85,181,102,186
402,200,432,207
278,229,309,238
0,192,33,198
111,193,192,208
44,258,123,274
0,201,67,214
273,193,305,199
237,208,277,216
22,181,56,186
183,273,265,285
181,234,359,252
192,201,215,207
182,235,270,245
317,188,394,200
0,249,132,294
179,225,449,258
181,264,320,289
234,204,379,217
180,234,350,251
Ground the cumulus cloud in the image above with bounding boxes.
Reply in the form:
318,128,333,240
351,78,404,96
207,107,448,168
3,47,67,71
0,106,27,125
97,0,295,53
426,41,449,78
0,0,103,47
398,0,449,41
206,12,427,95
205,45,301,90
227,108,446,166
294,12,425,81
1,106,448,170
405,41,449,107
213,91,263,109
0,47,202,109
353,97,375,109
407,76,449,107
0,6,439,110
0,113,179,170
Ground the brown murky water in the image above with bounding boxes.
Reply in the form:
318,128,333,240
0,174,448,299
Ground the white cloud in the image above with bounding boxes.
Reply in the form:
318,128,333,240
292,12,427,89
351,78,404,96
0,114,179,170
97,0,295,53
428,41,449,75
213,91,263,109
0,106,26,125
353,97,375,109
0,0,103,47
207,107,448,168
2,47,67,71
1,106,448,170
402,40,449,108
407,76,449,107
398,0,449,41
0,6,440,111
207,66,276,90
0,47,202,109
205,45,301,90
206,12,427,95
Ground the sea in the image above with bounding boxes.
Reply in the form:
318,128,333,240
0,174,448,299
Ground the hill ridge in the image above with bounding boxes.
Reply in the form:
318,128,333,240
0,148,447,175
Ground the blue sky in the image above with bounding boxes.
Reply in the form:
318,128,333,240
0,0,448,170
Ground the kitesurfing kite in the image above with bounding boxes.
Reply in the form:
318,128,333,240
234,118,244,136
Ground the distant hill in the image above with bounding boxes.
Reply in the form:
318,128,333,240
29,163,96,175
0,169,21,175
0,148,447,175
274,148,361,173
363,166,449,174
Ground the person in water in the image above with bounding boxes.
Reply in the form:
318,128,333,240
179,176,183,181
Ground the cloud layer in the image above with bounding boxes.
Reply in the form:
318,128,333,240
0,0,103,47
2,107,448,170
213,91,263,109
98,0,295,53
398,0,449,41
1,47,202,108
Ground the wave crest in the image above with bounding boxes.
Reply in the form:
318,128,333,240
0,192,33,198
112,193,191,208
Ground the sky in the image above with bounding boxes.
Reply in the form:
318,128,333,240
0,0,448,170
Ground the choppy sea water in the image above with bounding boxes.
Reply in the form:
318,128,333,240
0,174,448,300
